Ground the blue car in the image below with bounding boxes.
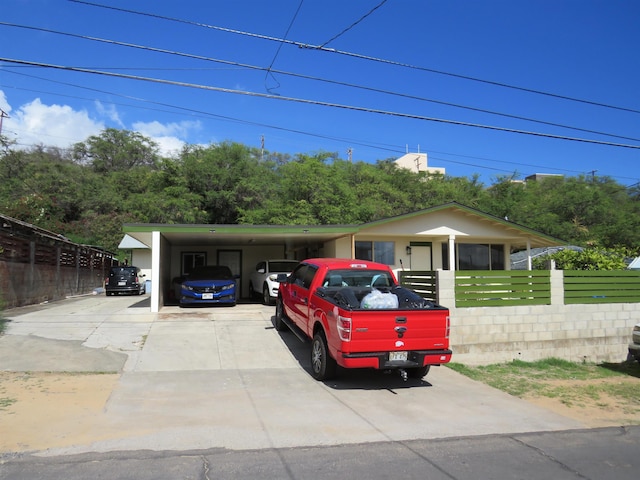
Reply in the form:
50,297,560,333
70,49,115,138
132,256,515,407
179,265,237,307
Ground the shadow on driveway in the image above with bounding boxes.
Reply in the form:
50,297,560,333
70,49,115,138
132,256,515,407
271,315,435,391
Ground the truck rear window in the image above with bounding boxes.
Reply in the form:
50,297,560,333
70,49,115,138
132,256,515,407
321,269,394,288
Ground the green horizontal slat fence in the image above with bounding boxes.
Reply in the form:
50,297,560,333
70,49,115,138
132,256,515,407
455,270,551,307
564,270,640,304
398,270,437,301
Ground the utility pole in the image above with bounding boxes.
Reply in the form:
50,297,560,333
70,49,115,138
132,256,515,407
347,147,352,162
260,135,264,162
0,109,8,135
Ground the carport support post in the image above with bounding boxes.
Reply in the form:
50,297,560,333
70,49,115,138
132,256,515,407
151,231,161,313
448,235,455,271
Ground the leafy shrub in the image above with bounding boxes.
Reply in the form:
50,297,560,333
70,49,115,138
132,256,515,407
533,245,631,270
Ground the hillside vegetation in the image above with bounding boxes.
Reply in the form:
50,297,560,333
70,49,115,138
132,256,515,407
1,128,639,255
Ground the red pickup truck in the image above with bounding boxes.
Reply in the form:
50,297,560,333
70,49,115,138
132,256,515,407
275,258,452,381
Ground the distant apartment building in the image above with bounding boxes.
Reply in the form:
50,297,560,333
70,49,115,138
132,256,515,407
394,152,445,175
525,173,563,182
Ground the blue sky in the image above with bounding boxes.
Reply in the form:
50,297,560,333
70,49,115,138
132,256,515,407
1,0,639,186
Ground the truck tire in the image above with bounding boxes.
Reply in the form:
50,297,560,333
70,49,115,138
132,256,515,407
273,298,288,332
408,365,431,379
311,331,337,381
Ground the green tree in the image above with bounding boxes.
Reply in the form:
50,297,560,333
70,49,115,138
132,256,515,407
72,128,159,173
181,142,274,224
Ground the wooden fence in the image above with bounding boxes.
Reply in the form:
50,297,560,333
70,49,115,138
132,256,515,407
564,270,640,304
398,270,437,301
400,269,640,307
0,214,118,308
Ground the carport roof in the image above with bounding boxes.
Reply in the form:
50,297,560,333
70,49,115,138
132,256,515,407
122,223,358,247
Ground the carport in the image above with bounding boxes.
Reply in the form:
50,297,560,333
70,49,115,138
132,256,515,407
122,224,357,312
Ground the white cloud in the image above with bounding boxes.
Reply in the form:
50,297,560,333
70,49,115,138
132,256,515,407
1,93,104,149
95,101,124,127
1,90,202,157
0,90,11,114
133,120,202,157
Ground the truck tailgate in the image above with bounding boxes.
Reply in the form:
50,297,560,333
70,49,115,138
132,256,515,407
343,308,450,354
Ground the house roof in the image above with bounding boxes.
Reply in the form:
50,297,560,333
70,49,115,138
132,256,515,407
355,203,564,248
628,256,640,270
118,234,150,250
122,202,564,250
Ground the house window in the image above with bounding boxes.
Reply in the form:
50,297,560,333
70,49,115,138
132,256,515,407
442,244,504,270
355,241,395,265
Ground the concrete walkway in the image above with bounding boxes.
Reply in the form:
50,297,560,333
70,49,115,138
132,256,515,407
0,294,585,455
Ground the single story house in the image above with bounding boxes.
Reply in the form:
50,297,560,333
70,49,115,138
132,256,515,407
120,202,563,312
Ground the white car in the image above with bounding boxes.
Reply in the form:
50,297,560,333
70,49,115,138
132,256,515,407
249,259,299,305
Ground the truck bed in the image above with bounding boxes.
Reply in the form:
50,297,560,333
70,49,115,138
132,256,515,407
315,285,445,311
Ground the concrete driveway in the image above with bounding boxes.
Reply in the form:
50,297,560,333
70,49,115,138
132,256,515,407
0,294,585,455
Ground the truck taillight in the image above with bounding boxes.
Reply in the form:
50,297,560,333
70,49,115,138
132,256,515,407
446,315,450,339
337,315,352,341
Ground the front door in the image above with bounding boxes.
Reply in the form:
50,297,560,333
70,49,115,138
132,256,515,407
410,243,432,270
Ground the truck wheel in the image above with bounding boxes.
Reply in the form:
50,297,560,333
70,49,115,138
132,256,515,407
408,365,431,379
273,298,288,332
311,331,337,381
262,284,272,305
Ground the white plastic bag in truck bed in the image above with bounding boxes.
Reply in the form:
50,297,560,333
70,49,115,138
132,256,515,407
361,288,399,309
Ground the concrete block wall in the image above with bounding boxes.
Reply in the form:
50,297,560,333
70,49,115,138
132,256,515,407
437,270,640,366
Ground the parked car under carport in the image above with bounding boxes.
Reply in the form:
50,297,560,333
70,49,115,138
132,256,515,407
178,265,237,307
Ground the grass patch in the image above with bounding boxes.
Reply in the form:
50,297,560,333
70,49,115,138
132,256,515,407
447,357,640,411
0,396,17,410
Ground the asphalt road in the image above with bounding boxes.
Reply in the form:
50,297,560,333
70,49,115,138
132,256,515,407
2,427,639,479
1,294,638,478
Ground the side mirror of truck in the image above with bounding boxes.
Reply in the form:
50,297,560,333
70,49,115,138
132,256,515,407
276,273,289,283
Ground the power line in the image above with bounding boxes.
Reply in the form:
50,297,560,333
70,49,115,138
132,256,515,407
265,0,304,93
319,0,388,47
2,22,638,143
68,0,640,116
3,56,640,151
5,75,639,184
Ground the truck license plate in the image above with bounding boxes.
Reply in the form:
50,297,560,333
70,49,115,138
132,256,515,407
389,351,407,362
118,281,126,286
202,293,214,300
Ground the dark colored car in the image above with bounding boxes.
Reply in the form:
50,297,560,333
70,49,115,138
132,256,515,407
179,265,236,307
629,323,640,363
105,266,146,296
